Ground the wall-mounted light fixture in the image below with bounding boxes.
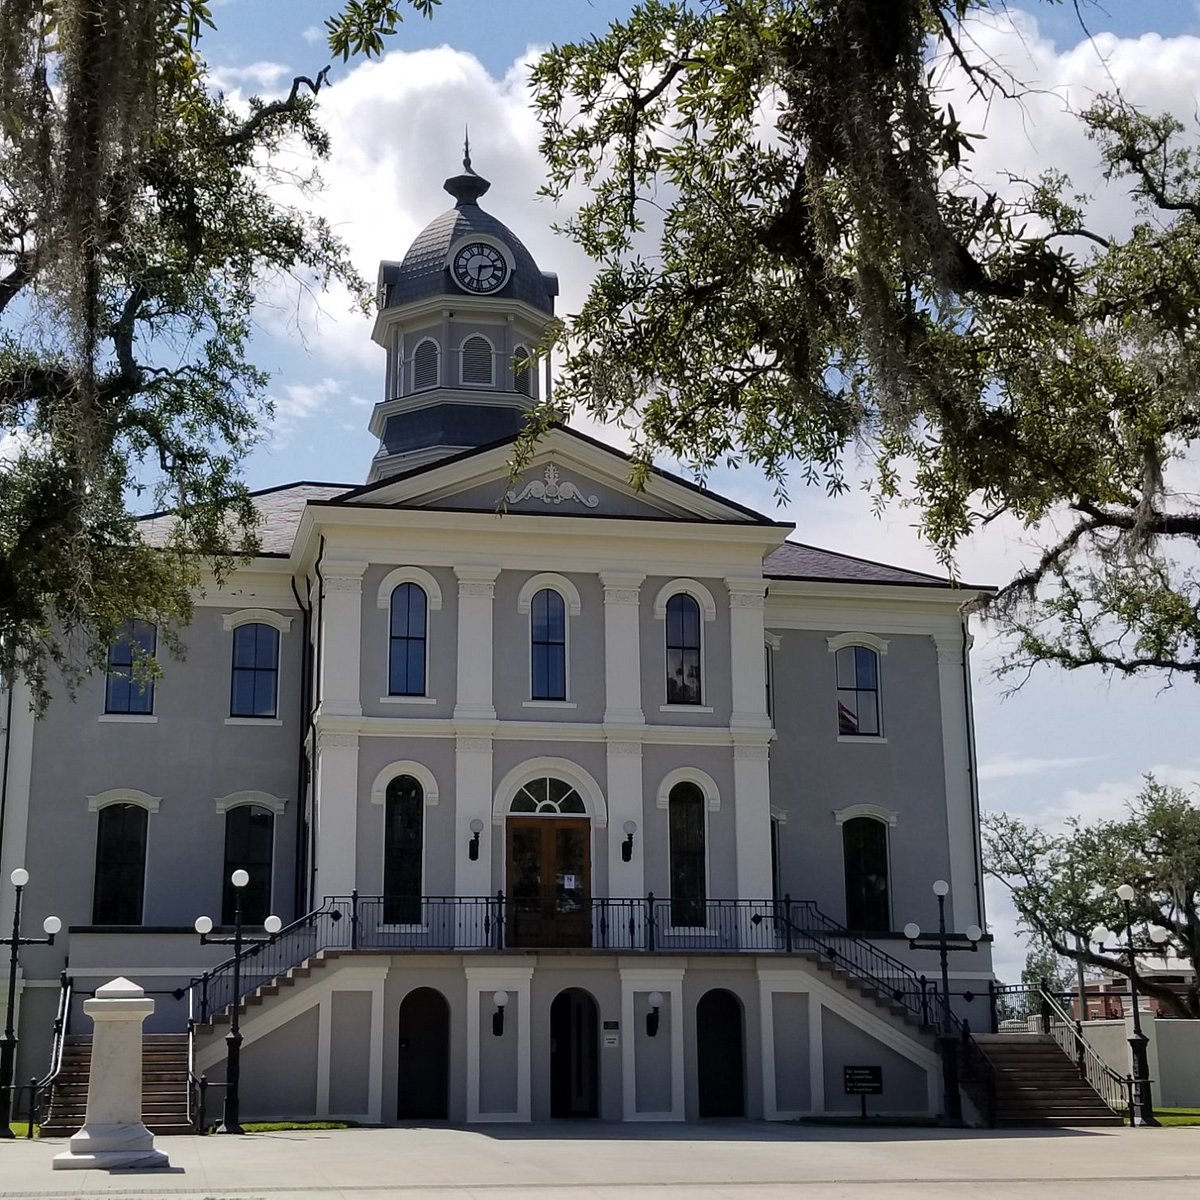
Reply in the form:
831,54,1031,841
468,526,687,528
621,820,637,863
492,989,508,1037
646,990,663,1038
468,818,485,861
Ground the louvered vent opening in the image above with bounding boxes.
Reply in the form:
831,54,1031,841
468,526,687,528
513,345,533,397
413,339,439,390
461,336,493,385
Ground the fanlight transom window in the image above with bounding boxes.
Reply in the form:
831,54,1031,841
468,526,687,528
510,776,585,815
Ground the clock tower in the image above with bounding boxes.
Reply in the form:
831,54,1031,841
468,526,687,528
366,146,559,483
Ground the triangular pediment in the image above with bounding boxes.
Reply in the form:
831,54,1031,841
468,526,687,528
336,428,775,525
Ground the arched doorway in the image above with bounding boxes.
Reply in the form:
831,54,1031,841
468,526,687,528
550,988,599,1118
696,988,745,1117
396,987,449,1120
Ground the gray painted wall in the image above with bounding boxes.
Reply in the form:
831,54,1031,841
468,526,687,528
772,991,811,1112
820,1006,928,1114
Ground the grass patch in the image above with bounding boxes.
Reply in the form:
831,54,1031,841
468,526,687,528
6,1122,37,1138
238,1120,354,1133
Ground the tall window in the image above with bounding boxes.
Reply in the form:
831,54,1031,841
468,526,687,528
513,344,533,397
665,593,702,704
231,623,280,718
389,583,427,696
222,805,275,925
668,782,706,926
92,803,148,925
836,645,880,736
531,588,566,700
460,335,493,385
412,338,439,390
384,775,424,924
843,817,890,932
105,620,156,714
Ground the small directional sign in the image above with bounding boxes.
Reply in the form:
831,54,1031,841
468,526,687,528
844,1065,883,1095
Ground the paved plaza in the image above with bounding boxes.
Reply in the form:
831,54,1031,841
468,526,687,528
2,1123,1199,1200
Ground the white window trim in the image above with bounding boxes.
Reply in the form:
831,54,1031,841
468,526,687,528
652,579,717,621
373,765,436,925
225,716,284,727
98,714,158,724
828,633,886,739
516,573,581,616
215,790,288,816
87,788,161,814
833,803,898,828
658,769,717,933
377,567,443,611
493,757,607,828
411,336,441,392
520,577,577,703
457,332,496,387
370,761,440,808
222,609,293,634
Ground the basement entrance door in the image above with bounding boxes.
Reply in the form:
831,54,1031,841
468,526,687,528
506,818,591,948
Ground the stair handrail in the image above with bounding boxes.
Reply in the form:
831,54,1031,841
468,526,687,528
33,970,72,1127
1038,984,1132,1118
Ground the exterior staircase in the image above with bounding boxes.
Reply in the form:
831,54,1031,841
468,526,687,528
39,1033,193,1137
197,947,345,1035
973,1033,1124,1127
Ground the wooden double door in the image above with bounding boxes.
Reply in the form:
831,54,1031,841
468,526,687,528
506,817,591,948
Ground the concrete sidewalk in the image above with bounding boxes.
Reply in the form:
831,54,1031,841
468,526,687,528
2,1123,1199,1199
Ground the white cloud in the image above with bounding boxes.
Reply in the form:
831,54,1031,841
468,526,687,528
302,25,324,46
977,752,1106,783
208,60,293,96
267,376,342,448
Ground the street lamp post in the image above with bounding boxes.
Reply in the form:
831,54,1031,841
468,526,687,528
193,869,281,1134
1090,883,1169,1128
1,868,61,1138
905,879,983,1125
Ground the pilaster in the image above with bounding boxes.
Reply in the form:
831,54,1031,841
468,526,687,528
726,577,771,730
319,561,366,719
454,566,500,722
733,741,774,899
314,730,359,898
455,734,495,899
605,740,644,905
601,572,645,725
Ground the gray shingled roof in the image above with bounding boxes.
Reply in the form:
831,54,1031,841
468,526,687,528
138,483,350,554
764,541,961,588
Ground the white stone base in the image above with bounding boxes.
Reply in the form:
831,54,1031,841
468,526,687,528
52,1122,171,1171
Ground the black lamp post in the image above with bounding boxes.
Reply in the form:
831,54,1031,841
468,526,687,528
905,879,982,1125
1,868,61,1138
1090,883,1169,1128
193,869,281,1134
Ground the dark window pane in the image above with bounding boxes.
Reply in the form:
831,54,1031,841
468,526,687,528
855,646,877,688
669,782,706,926
530,588,566,700
222,805,275,925
843,817,890,931
230,623,279,718
105,620,156,714
384,776,424,924
665,595,702,704
835,646,879,737
389,584,427,696
92,804,148,925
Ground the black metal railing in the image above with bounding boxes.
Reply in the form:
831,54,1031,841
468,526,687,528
26,970,72,1134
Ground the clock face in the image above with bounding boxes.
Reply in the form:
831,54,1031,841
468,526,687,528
452,242,509,294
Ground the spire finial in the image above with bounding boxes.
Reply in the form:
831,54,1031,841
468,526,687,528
463,126,473,174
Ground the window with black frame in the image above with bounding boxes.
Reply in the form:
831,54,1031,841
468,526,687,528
104,620,156,714
836,644,880,736
665,593,702,704
530,588,566,700
668,781,706,927
222,805,274,925
384,775,424,925
389,583,427,696
92,803,148,925
230,623,280,718
842,816,891,932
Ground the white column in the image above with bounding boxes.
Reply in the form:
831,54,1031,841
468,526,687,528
933,633,977,930
455,735,495,906
454,566,500,722
734,741,773,899
606,740,644,914
809,1001,825,1114
601,572,645,726
726,578,770,731
54,978,169,1170
315,731,359,899
319,561,366,718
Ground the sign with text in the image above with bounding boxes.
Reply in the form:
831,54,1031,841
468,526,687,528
843,1065,883,1095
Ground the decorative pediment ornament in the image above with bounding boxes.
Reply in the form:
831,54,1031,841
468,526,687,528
506,464,599,509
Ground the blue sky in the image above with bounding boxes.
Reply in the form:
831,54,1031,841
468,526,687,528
196,2,1200,979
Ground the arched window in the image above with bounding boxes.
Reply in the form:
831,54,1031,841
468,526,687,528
384,775,424,924
668,782,706,926
460,335,493,385
105,619,156,715
665,593,702,705
222,805,274,925
389,583,427,696
843,817,890,931
836,645,880,736
92,803,148,925
412,338,439,391
513,344,533,397
531,588,566,700
230,623,280,718
509,777,585,815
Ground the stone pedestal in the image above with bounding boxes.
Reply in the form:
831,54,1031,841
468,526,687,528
53,977,170,1171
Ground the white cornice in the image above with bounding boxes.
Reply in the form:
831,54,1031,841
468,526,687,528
371,294,553,346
